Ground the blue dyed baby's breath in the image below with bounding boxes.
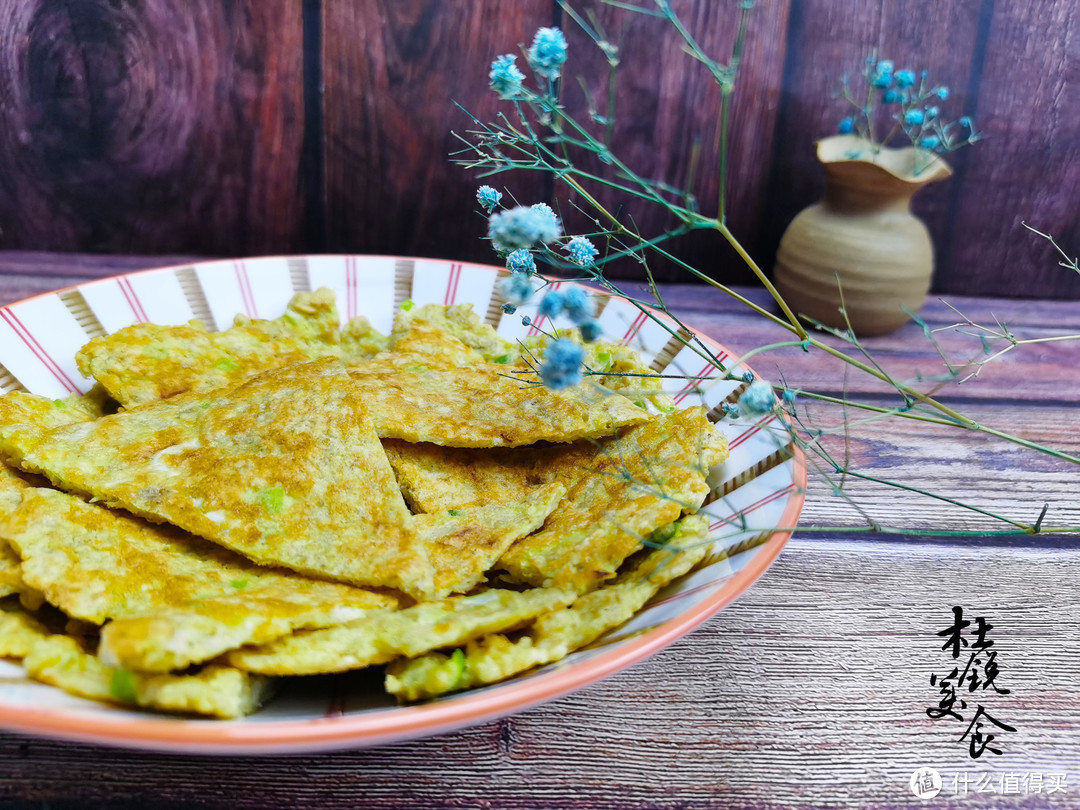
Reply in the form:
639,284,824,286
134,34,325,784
540,338,584,390
565,235,599,266
538,290,564,319
739,379,776,416
579,319,602,343
476,185,502,212
506,248,536,275
561,286,594,323
488,205,562,252
497,272,534,306
489,54,525,98
530,203,562,244
528,27,568,81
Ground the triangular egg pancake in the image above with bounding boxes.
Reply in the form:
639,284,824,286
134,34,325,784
345,360,651,447
419,481,566,598
390,302,514,364
497,407,727,592
1,485,398,670
383,439,596,514
75,288,388,407
12,361,435,598
0,390,106,464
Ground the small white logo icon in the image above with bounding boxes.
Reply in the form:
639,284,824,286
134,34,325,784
910,767,942,799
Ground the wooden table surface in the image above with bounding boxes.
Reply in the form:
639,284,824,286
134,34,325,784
0,253,1078,809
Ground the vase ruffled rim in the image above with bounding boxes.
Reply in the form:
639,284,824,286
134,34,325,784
816,134,953,186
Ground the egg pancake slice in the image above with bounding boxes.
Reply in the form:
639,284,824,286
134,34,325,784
12,361,434,599
385,514,710,701
229,586,575,676
75,288,387,407
383,439,596,514
498,407,727,592
345,360,651,447
24,636,271,719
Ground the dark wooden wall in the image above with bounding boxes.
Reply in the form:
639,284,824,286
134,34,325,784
0,0,1076,298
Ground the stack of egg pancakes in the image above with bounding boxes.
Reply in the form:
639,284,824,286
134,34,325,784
0,290,727,717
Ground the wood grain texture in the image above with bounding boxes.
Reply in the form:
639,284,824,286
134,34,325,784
0,0,306,255
0,1,1076,300
942,0,1080,298
1,541,1077,809
559,1,791,285
321,0,553,262
0,259,1078,808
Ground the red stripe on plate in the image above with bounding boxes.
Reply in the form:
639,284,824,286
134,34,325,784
233,260,258,318
620,310,649,345
117,277,150,323
729,414,779,450
0,307,80,393
444,263,462,306
672,362,718,405
708,482,798,531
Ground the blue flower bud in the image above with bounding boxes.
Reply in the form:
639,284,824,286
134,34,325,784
876,60,894,75
579,319,602,343
529,203,562,244
560,286,594,323
904,109,925,126
838,117,855,134
538,290,564,319
497,272,534,307
894,69,915,88
937,86,950,100
920,135,940,150
476,185,502,212
924,106,939,120
739,380,775,416
505,249,536,275
527,27,568,81
489,55,525,98
488,205,562,252
540,339,584,390
883,90,901,104
565,236,599,266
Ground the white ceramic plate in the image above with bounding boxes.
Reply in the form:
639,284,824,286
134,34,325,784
0,255,805,754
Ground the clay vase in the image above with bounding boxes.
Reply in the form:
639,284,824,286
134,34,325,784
774,134,952,336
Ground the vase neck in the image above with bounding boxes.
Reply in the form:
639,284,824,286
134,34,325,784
823,178,916,213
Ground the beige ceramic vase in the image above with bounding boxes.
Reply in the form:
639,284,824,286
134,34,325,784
774,134,952,336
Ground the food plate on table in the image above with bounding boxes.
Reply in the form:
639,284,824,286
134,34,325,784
0,255,805,754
